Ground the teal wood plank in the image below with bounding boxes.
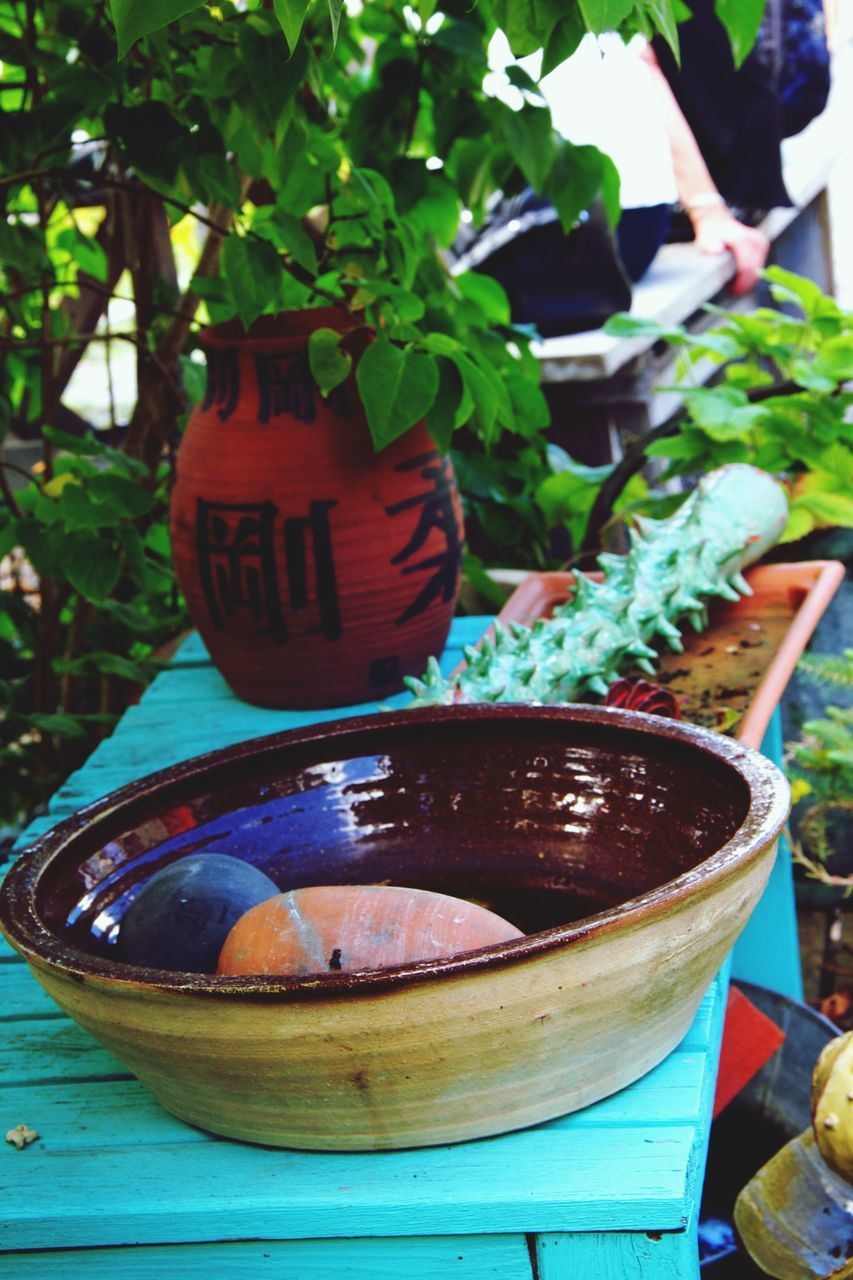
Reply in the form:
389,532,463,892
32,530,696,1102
0,1019,131,1086
0,965,65,1020
535,956,729,1279
0,1126,695,1251
534,1226,698,1279
8,815,57,853
167,632,212,667
0,1080,211,1149
0,1047,710,1152
3,1234,532,1280
0,934,21,960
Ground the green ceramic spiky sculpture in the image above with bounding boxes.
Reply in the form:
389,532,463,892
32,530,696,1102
406,464,788,707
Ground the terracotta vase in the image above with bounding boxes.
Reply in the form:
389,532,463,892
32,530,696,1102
170,309,464,708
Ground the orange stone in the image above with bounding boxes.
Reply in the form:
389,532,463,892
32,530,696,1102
216,884,523,976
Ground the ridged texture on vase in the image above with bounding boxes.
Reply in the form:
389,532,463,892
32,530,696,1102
170,310,464,708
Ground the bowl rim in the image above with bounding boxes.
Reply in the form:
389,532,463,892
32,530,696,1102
0,704,790,1000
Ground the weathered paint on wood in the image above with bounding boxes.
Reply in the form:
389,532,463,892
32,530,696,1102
534,1228,699,1280
0,617,756,1276
3,1235,533,1280
1,1126,696,1251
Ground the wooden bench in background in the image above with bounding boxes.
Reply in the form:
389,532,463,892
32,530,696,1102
537,96,844,465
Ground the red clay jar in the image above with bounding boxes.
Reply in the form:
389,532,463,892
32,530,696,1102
170,309,465,708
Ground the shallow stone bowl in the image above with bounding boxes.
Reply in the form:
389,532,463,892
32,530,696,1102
0,705,789,1150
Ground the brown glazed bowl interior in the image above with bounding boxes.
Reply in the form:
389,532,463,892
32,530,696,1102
0,705,790,1149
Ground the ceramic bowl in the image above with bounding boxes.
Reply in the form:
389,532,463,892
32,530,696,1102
0,705,789,1151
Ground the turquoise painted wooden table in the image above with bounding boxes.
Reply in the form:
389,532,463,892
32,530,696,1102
1,617,793,1279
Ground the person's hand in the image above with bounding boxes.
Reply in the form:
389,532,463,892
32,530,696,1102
690,207,770,295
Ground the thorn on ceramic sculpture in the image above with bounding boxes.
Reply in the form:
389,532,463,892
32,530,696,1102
656,618,683,650
587,675,610,697
5,1124,38,1150
636,658,657,675
509,622,529,641
731,572,752,595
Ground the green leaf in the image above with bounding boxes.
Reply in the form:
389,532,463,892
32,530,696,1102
238,23,309,130
183,154,242,211
603,314,680,341
117,524,147,581
542,11,586,77
27,712,88,740
579,0,635,31
643,0,682,60
813,335,853,384
452,354,499,441
308,328,353,397
54,228,108,283
108,0,207,60
41,426,105,457
499,102,555,192
89,474,155,518
493,0,548,57
271,210,319,274
456,273,511,326
273,0,312,52
353,281,425,324
682,386,766,441
59,485,119,532
546,144,621,233
764,266,838,320
222,236,282,330
328,0,344,45
62,533,122,602
91,652,150,682
537,468,603,551
356,340,439,450
425,357,465,452
714,0,765,68
792,488,853,527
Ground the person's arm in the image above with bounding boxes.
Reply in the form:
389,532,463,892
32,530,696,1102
638,42,770,295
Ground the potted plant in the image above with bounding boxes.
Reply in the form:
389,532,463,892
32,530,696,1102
0,0,772,820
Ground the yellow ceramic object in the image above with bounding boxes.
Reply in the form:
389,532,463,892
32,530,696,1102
0,705,789,1150
812,1032,853,1183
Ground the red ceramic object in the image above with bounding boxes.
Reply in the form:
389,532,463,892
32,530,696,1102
170,309,464,709
217,884,524,977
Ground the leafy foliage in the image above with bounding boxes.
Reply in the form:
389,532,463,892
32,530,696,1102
605,268,853,544
1,0,765,829
0,432,184,826
788,650,853,893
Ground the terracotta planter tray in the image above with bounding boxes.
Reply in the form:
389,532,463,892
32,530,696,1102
493,561,845,749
